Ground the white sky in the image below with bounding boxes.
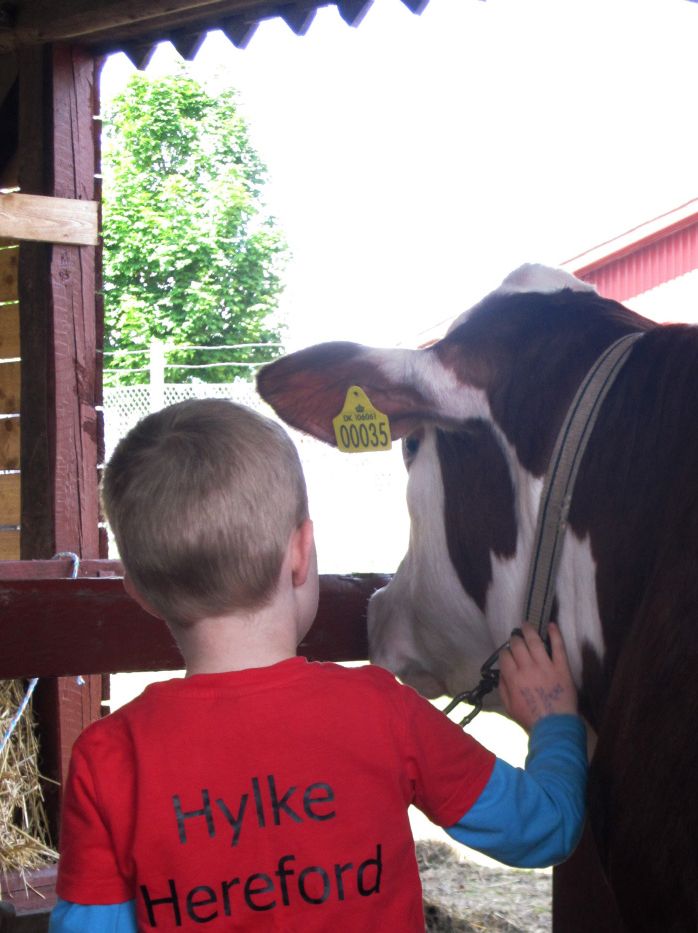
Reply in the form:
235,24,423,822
101,0,698,350
106,2,698,785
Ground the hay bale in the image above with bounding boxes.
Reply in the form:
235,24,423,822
0,679,57,887
417,840,551,933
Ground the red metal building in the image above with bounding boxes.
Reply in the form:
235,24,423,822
563,197,698,323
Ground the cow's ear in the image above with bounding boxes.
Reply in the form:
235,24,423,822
257,341,435,446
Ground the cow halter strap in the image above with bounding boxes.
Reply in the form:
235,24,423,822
444,329,644,727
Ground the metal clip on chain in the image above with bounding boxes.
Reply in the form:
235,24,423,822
442,645,503,727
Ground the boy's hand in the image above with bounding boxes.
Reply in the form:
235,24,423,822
498,622,578,732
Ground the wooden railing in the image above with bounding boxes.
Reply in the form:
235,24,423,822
0,559,385,928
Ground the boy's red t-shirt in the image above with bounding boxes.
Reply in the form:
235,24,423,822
56,657,494,931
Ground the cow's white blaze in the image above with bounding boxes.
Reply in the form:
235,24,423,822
374,346,492,423
492,422,605,682
368,427,494,699
555,531,605,683
484,431,544,650
367,346,605,701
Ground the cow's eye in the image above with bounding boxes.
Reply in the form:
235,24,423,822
403,433,421,468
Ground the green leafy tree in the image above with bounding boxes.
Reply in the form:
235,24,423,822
102,69,287,384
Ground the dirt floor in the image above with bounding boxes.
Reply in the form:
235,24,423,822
418,840,551,933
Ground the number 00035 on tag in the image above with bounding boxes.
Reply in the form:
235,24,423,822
332,386,392,453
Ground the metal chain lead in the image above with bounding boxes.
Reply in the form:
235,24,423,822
442,644,503,727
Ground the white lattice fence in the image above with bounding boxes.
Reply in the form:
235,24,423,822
103,379,264,461
102,379,409,574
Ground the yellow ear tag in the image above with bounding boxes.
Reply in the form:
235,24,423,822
332,386,392,453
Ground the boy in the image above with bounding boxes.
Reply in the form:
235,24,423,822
50,399,586,932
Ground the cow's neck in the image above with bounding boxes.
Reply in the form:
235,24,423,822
437,289,655,477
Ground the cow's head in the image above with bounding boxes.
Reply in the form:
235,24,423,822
257,264,653,701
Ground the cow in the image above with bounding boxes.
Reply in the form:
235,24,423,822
256,263,698,932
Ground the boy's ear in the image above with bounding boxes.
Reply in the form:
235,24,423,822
123,573,163,620
291,518,315,589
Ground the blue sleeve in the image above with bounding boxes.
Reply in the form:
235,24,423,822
446,713,587,868
49,898,137,933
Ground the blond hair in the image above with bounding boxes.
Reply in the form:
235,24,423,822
102,399,308,625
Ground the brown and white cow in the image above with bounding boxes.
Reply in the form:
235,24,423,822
257,264,698,931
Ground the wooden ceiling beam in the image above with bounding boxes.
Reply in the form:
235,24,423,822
119,41,158,69
5,0,245,43
279,4,316,36
221,17,258,49
401,0,431,13
84,1,256,45
169,28,207,60
337,0,373,27
0,0,333,53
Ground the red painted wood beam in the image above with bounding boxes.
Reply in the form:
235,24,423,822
0,865,58,919
0,569,386,679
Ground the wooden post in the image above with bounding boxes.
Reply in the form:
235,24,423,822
0,239,20,560
149,339,165,412
17,43,103,838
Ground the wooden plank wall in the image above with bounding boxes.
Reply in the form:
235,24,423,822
16,45,104,838
18,45,102,560
0,237,20,559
